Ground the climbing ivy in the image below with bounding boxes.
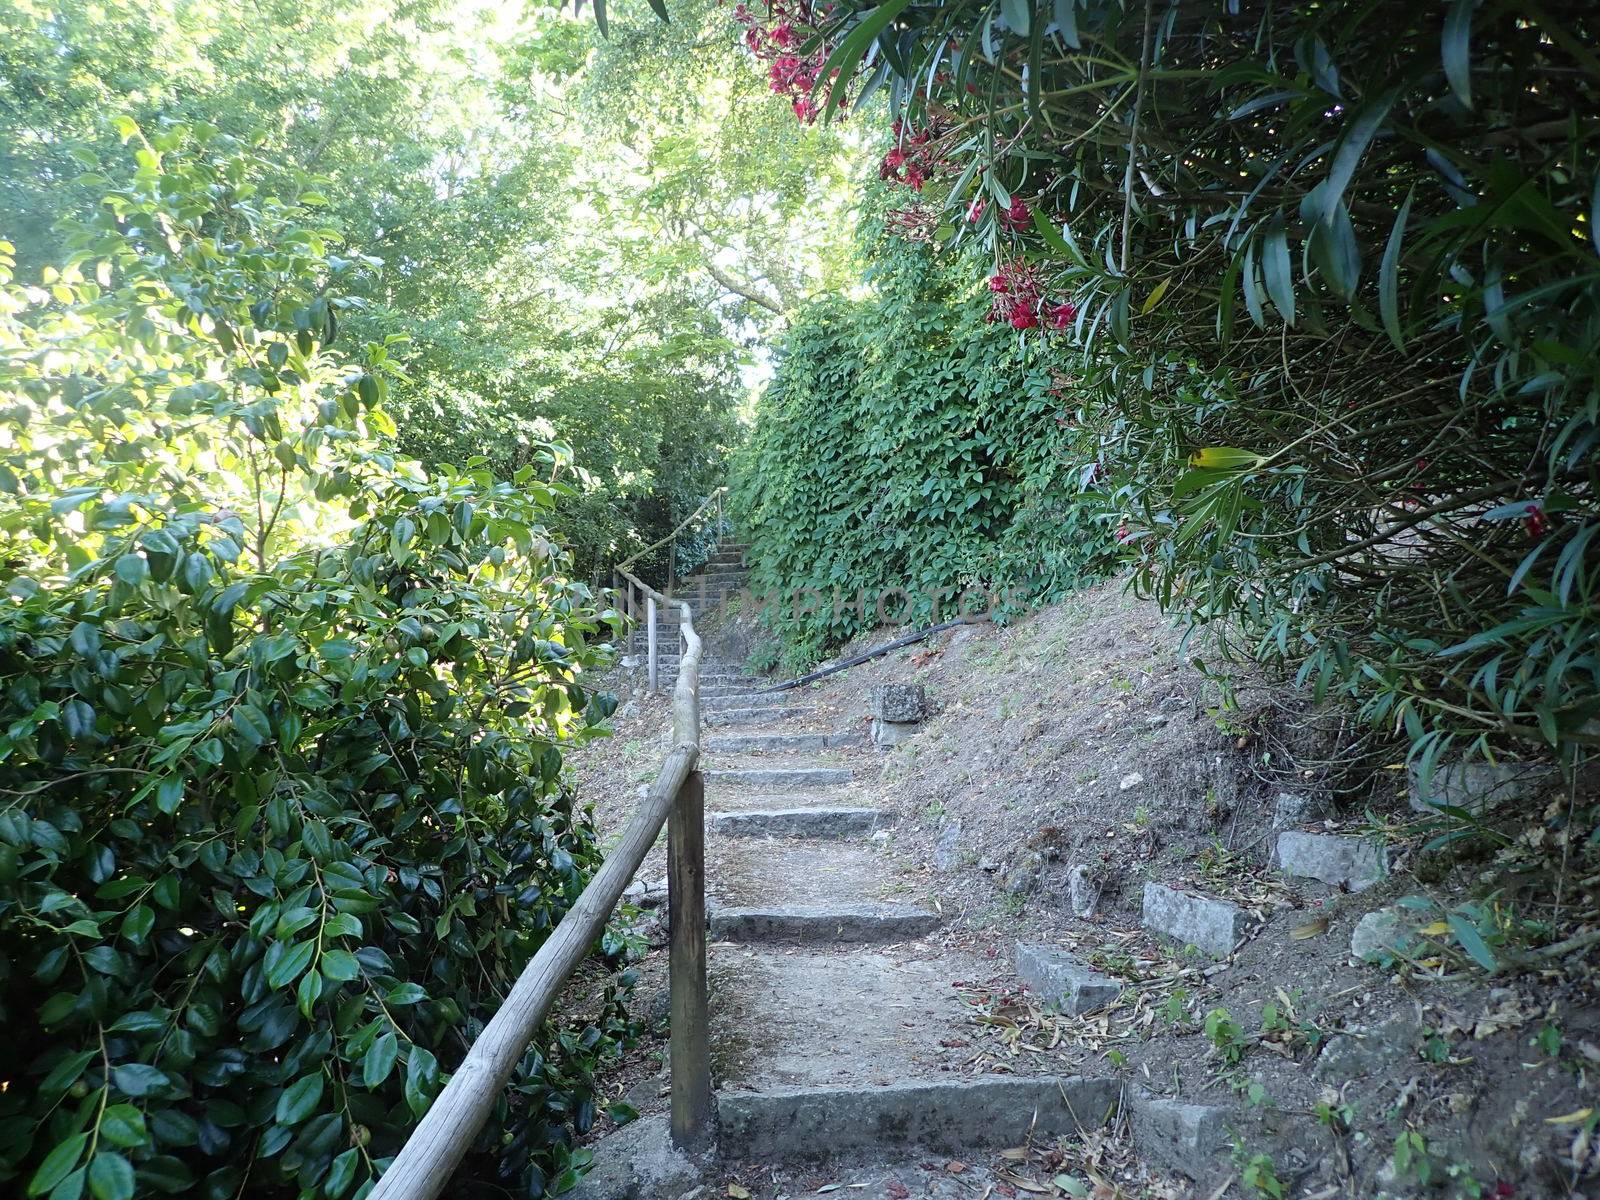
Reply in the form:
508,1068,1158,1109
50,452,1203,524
733,195,1118,668
0,124,627,1200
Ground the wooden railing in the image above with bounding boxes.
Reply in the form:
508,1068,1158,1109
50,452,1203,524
369,580,711,1200
614,487,728,694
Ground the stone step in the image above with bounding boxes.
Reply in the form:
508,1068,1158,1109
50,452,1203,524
709,904,938,943
704,765,851,789
705,705,811,727
710,944,1117,1158
705,730,864,755
704,693,792,713
1276,830,1388,892
1141,882,1244,958
709,806,884,839
706,838,928,943
718,1076,1117,1161
1015,943,1123,1014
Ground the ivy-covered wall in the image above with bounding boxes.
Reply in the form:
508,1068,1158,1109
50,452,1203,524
732,207,1117,668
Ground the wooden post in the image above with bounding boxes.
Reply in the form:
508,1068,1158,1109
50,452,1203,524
646,594,658,695
668,769,712,1150
667,540,677,597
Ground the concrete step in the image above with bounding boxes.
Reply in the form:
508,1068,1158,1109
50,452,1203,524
719,1076,1117,1161
705,705,810,727
705,730,864,755
709,904,937,943
709,945,1116,1157
705,838,929,943
705,765,851,789
709,806,884,839
704,693,791,712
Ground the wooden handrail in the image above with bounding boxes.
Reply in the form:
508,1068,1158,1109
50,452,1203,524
370,573,711,1200
618,485,728,575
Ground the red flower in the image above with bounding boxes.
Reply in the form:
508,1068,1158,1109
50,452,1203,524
1525,504,1548,541
1010,306,1039,330
744,26,763,49
999,197,1031,232
1048,300,1077,329
967,198,987,224
879,147,907,181
903,162,927,190
793,96,818,122
989,273,1009,293
770,21,796,46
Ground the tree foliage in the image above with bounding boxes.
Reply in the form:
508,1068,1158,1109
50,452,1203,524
0,127,625,1200
734,0,1600,763
733,191,1115,669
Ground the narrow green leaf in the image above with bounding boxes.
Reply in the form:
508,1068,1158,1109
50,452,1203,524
1443,0,1475,109
1262,217,1295,326
1379,186,1415,350
28,1134,87,1197
1446,912,1497,971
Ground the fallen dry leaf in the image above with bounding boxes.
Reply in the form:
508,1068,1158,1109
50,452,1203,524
946,1160,968,1174
885,1183,911,1199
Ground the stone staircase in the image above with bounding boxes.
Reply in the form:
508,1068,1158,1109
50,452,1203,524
683,680,1120,1171
625,543,750,689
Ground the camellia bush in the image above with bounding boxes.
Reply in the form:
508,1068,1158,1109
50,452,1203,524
731,0,1600,767
0,124,626,1199
732,194,1117,669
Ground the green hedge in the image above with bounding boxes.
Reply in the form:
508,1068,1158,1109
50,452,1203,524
0,125,627,1200
733,203,1117,668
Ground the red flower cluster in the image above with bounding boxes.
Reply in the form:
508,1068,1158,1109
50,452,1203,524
998,196,1032,232
879,120,945,191
987,261,1078,335
735,1,830,123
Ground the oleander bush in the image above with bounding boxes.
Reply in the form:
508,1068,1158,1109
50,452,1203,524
733,0,1600,766
0,124,626,1200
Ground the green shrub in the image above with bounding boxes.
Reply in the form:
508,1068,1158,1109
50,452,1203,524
732,203,1118,663
736,0,1600,764
0,124,626,1200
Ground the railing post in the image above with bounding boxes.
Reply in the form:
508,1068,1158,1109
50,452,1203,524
668,768,712,1150
646,595,658,695
667,540,677,597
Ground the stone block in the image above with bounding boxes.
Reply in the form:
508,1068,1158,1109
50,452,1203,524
1350,904,1428,963
1276,831,1388,891
1015,944,1122,1014
933,820,964,871
872,718,919,747
1066,865,1099,917
1408,759,1554,815
1141,883,1242,958
872,682,927,723
1272,791,1329,829
1127,1094,1232,1182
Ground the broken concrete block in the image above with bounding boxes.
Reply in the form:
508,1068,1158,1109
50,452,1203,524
1350,904,1429,963
1015,944,1122,1014
932,819,964,871
1066,865,1099,917
1276,831,1388,892
872,682,927,723
871,718,919,747
1272,791,1329,829
568,1114,701,1200
1408,759,1554,815
1127,1094,1232,1182
1141,883,1242,957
